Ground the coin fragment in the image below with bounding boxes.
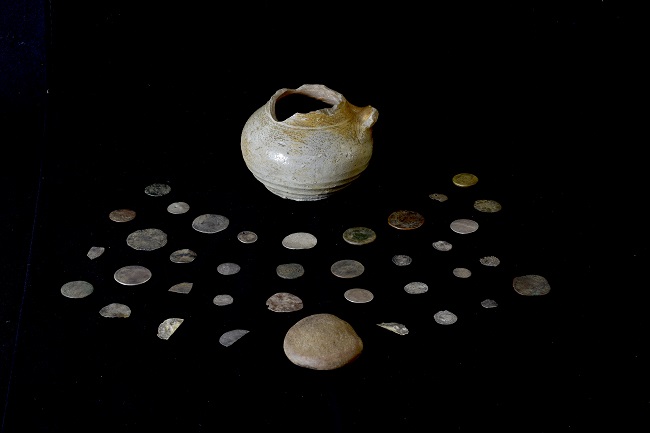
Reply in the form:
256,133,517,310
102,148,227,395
167,201,190,214
266,292,304,312
169,249,197,263
169,282,193,294
513,274,551,296
453,267,472,278
452,173,478,187
61,280,94,298
282,232,318,249
392,254,412,266
276,263,305,279
109,209,136,222
330,259,365,278
388,210,425,230
344,288,374,303
217,262,241,275
145,183,171,197
213,294,234,306
377,322,409,335
342,227,377,245
99,303,131,318
428,193,448,202
114,265,152,286
237,230,258,244
219,329,249,347
481,299,498,308
404,281,428,294
87,246,105,260
450,219,479,234
434,310,458,325
432,240,453,251
474,199,502,213
157,318,183,340
479,256,501,267
192,214,229,234
126,228,168,251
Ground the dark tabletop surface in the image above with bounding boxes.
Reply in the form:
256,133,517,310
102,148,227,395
1,2,647,432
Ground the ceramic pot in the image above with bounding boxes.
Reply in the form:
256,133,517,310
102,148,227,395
241,84,379,201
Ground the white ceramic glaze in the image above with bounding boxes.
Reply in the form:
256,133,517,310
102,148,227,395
241,84,379,201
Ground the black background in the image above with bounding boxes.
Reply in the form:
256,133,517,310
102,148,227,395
1,2,647,432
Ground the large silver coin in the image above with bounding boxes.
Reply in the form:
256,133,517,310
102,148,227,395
432,240,453,251
453,267,472,278
169,249,197,263
109,209,136,222
513,274,551,296
237,230,258,244
342,227,377,245
167,201,190,214
392,254,412,266
169,282,193,294
114,265,152,286
266,292,304,312
473,199,502,213
126,228,168,251
219,329,249,347
99,303,131,318
87,246,105,260
144,183,171,197
404,281,428,294
388,210,424,230
344,288,374,303
434,310,458,325
330,259,365,278
61,280,94,299
276,263,305,279
192,214,229,234
157,318,183,340
450,219,479,234
213,294,234,306
282,232,317,249
217,262,241,275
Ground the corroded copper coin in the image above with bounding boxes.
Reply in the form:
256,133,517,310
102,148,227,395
213,294,234,306
513,274,551,296
126,228,168,251
432,240,453,251
169,282,193,294
61,280,94,298
114,265,152,286
434,310,458,325
237,230,258,244
453,267,472,278
428,193,448,202
342,227,377,245
330,259,365,278
392,254,412,266
276,263,305,279
192,214,229,234
388,210,424,230
169,249,197,263
452,173,478,187
157,318,183,340
167,201,190,214
404,281,428,294
144,183,171,197
282,232,317,249
99,303,131,318
109,209,136,222
450,219,478,234
266,292,304,312
344,288,374,303
219,329,249,347
217,262,240,275
474,199,502,213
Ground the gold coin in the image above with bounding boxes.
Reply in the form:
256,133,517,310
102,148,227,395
387,210,424,230
473,199,502,213
452,173,478,187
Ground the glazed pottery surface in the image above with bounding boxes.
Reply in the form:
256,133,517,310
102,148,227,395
241,84,379,201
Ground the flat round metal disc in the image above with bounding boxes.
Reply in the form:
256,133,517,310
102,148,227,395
481,299,498,309
282,232,317,249
276,263,305,279
144,183,171,197
330,259,365,278
342,227,377,245
192,214,229,234
434,310,458,325
479,256,501,267
217,262,240,275
126,228,168,251
266,292,304,312
109,209,136,222
237,230,258,244
452,173,478,187
392,254,412,266
404,281,428,294
169,249,197,263
114,265,152,286
429,193,448,202
167,201,190,214
157,318,183,340
450,219,479,234
432,240,453,251
513,274,551,296
377,322,409,335
169,282,193,294
61,280,94,298
474,199,502,213
87,246,105,260
99,303,131,318
388,210,425,230
219,329,249,347
453,267,472,278
344,288,374,303
213,294,234,306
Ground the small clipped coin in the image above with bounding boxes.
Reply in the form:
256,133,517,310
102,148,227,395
217,262,241,275
213,294,234,306
87,246,105,260
433,240,453,251
434,310,458,325
266,292,304,312
513,274,551,296
145,183,171,197
342,226,377,245
276,263,305,279
480,256,501,267
219,329,249,347
392,254,412,266
481,299,498,309
429,193,448,202
388,210,425,230
330,259,365,278
167,201,190,214
192,214,229,234
109,209,136,222
237,230,258,244
450,219,479,234
344,288,374,303
99,303,131,318
114,265,152,286
453,267,472,278
377,322,409,335
169,248,197,263
157,318,183,340
169,282,193,294
404,281,428,294
61,280,94,298
282,232,317,249
126,228,168,251
452,173,478,187
474,199,502,213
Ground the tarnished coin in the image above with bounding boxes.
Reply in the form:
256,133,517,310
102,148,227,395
434,310,458,325
513,274,551,296
109,209,136,222
213,294,234,306
169,282,193,294
453,267,472,278
276,263,305,279
126,228,168,251
377,322,409,335
99,303,131,318
480,256,501,267
61,280,94,299
167,201,190,214
450,219,479,234
282,232,317,249
344,288,374,303
404,281,428,294
145,183,171,197
429,193,448,202
266,292,304,312
392,254,412,266
474,199,502,213
432,240,453,251
452,173,478,187
388,210,425,230
169,249,197,263
87,246,105,260
217,262,240,275
237,230,258,244
342,227,377,245
481,299,498,309
192,214,229,234
157,318,183,340
114,265,152,286
219,329,249,347
330,259,365,278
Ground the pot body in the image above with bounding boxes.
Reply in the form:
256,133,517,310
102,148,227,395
241,84,379,201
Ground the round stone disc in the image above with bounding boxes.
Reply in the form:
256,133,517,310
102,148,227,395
344,288,374,303
157,318,183,340
480,256,501,267
276,263,305,279
192,214,229,234
452,173,478,187
114,265,152,286
330,259,365,278
392,254,412,266
513,274,551,296
282,232,317,249
217,262,241,275
169,282,193,294
434,310,458,325
109,209,136,222
266,292,304,312
388,210,424,230
126,228,168,251
450,219,479,234
474,199,502,213
144,183,171,197
453,267,472,278
99,303,131,318
167,201,190,214
432,240,453,251
213,294,234,306
342,227,377,245
61,280,94,298
169,249,197,263
219,329,249,347
428,193,448,202
237,230,258,244
404,281,428,294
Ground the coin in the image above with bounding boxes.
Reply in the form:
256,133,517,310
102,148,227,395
217,262,241,275
392,254,412,266
432,240,453,251
169,249,197,263
452,173,478,187
167,201,190,214
404,281,428,294
453,267,472,278
126,228,168,251
87,246,105,260
109,209,136,222
169,282,193,294
481,299,498,309
434,310,458,325
99,303,131,318
213,294,234,306
192,214,229,234
513,274,551,296
219,329,249,347
388,210,424,230
237,230,258,244
60,280,94,298
282,232,317,249
377,322,409,335
479,256,501,267
114,265,152,286
330,259,365,278
342,227,377,245
276,263,305,279
144,183,171,197
344,288,374,303
474,199,502,213
450,219,479,234
157,318,183,340
428,193,448,202
266,292,304,312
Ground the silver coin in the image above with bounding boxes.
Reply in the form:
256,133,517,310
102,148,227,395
237,230,258,244
114,265,152,286
109,209,136,222
377,322,409,335
342,227,377,245
169,248,197,263
276,263,305,279
266,292,304,312
344,288,374,303
434,310,458,325
219,329,249,347
157,318,183,340
450,219,479,234
144,183,171,197
213,294,234,306
428,193,448,202
330,259,365,278
167,201,190,214
60,280,94,299
432,240,453,251
453,267,472,278
474,199,502,213
87,246,105,260
126,228,168,251
192,214,229,234
99,303,131,318
169,282,193,294
404,281,428,294
281,232,318,249
513,274,551,296
481,299,498,309
217,262,241,275
479,256,501,267
392,254,412,266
